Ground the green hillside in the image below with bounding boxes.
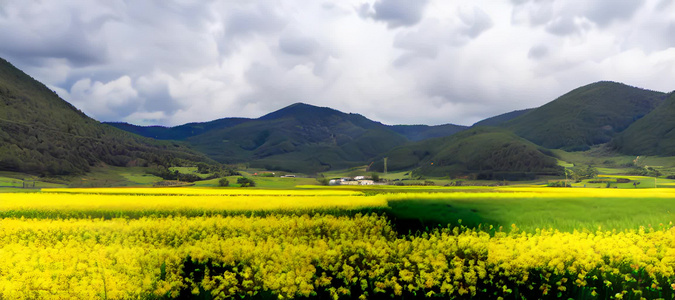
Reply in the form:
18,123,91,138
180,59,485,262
472,108,533,127
105,117,250,140
389,124,467,141
504,81,665,151
107,104,470,173
611,92,675,155
374,127,561,178
0,57,213,176
186,103,408,173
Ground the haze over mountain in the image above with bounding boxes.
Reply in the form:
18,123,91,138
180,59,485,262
0,58,212,176
502,82,666,151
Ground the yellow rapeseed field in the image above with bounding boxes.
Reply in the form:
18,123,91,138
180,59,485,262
1,214,675,299
42,187,362,196
1,188,675,299
1,192,387,217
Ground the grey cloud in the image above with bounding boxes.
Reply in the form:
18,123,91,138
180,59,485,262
364,0,429,28
357,3,372,19
222,5,286,40
660,22,675,49
586,0,645,27
393,21,442,59
656,0,673,10
528,45,549,59
545,17,580,36
0,11,109,67
279,35,320,56
225,8,284,37
458,7,494,38
393,8,492,66
136,77,185,115
213,4,287,55
514,0,554,26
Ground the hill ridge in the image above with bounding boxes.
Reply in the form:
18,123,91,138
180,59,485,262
503,81,666,151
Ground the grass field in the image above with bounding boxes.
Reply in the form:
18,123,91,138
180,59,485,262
385,188,675,233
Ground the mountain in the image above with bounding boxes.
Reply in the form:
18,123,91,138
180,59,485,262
106,117,250,140
185,103,409,173
472,108,533,127
372,127,561,179
389,124,468,141
109,103,470,173
0,57,212,176
611,92,675,155
502,81,666,151
110,106,468,143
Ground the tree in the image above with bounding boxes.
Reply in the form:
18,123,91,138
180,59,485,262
218,178,229,187
196,162,210,174
568,165,598,182
316,174,329,186
371,173,380,182
237,177,255,187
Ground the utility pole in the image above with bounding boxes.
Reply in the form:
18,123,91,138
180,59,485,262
383,157,388,175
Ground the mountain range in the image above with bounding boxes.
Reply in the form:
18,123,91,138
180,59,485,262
107,103,468,173
1,55,673,178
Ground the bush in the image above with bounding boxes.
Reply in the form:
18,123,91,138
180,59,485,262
547,181,571,187
218,178,229,187
316,177,329,186
237,177,255,187
566,165,599,182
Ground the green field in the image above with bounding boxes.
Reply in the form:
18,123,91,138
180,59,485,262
386,190,675,233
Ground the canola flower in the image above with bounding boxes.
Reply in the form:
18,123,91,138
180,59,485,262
42,187,363,196
3,189,675,299
0,192,388,218
1,214,675,299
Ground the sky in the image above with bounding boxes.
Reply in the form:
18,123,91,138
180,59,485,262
1,0,674,127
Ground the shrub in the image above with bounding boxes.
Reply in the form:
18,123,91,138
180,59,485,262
547,181,571,187
218,178,229,187
237,177,255,187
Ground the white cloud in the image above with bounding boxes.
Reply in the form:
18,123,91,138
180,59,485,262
0,0,673,127
67,76,140,121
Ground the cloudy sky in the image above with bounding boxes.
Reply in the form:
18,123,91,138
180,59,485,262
1,0,674,126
